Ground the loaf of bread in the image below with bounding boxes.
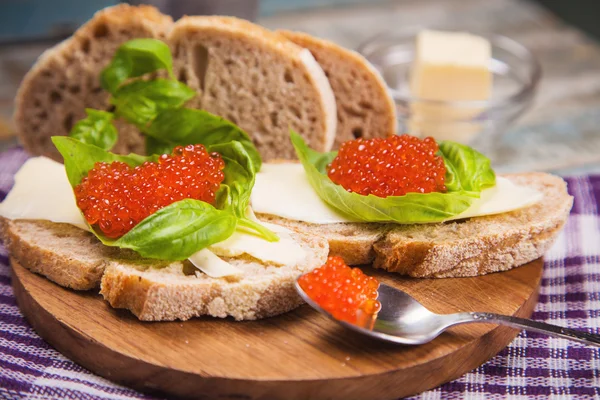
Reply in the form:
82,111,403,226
14,5,172,160
14,5,337,161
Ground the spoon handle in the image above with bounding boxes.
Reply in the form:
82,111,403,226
449,312,600,347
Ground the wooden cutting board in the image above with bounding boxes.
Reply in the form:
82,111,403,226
11,258,543,400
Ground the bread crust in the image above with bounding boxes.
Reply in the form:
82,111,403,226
279,30,397,147
259,173,573,278
99,230,328,321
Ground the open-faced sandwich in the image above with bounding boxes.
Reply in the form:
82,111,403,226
0,5,572,323
252,134,573,278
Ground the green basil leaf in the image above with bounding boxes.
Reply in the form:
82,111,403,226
101,39,174,94
291,131,475,223
210,141,255,217
69,109,118,151
210,141,278,242
145,108,261,169
112,79,196,127
439,141,496,194
110,199,238,260
52,136,156,187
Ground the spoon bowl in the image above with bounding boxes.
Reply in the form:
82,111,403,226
295,278,600,347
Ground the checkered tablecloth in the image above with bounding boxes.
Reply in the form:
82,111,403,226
0,147,598,399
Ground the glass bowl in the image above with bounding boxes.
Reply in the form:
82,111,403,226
357,28,541,158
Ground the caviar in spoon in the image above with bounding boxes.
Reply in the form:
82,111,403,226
298,256,381,327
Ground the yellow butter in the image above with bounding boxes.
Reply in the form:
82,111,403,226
409,30,492,142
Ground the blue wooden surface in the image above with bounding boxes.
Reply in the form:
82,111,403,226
0,0,118,40
0,0,382,40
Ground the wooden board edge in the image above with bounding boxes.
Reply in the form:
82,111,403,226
11,259,541,400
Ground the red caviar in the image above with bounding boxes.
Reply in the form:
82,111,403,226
298,256,381,325
75,144,225,239
327,134,447,197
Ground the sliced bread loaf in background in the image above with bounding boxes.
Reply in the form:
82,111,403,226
279,30,397,147
14,6,338,161
14,4,173,161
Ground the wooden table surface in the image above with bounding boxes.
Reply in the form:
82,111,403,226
1,0,600,175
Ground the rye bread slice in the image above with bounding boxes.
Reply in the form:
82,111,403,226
258,172,573,278
0,218,328,320
279,30,397,147
169,17,336,159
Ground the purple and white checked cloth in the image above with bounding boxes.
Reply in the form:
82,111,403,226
0,147,598,399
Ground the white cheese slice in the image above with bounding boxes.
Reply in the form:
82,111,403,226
188,248,243,278
209,221,305,266
447,176,543,221
0,157,89,230
251,163,353,224
251,163,542,224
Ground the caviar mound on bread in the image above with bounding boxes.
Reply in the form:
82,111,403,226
14,4,337,162
0,135,330,321
1,37,331,321
252,133,573,278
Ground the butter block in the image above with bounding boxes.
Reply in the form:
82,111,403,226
409,30,492,142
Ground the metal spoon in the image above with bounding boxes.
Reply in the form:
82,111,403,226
295,280,600,346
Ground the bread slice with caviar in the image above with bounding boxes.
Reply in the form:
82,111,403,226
279,30,397,147
14,6,337,162
0,218,328,320
258,173,573,278
14,4,173,161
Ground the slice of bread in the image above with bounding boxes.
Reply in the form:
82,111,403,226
170,17,337,159
0,218,329,320
14,7,337,162
14,4,173,161
258,172,573,278
279,30,397,147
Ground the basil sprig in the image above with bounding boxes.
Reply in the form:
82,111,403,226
291,131,496,224
53,136,246,260
82,38,263,171
57,38,275,259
